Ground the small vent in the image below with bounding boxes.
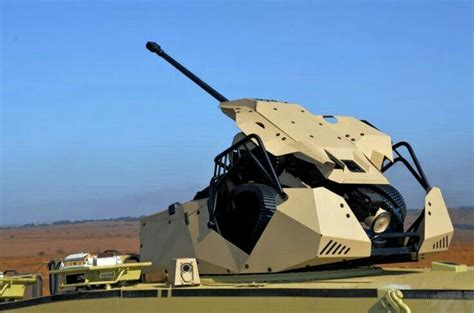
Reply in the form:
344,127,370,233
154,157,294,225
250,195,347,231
432,235,449,250
319,240,350,256
341,160,365,173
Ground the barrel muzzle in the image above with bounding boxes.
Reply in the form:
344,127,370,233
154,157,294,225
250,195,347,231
146,41,163,55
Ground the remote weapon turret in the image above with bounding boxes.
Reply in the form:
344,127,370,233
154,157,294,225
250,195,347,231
141,42,453,278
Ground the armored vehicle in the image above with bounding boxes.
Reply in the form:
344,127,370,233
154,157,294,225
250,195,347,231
0,42,471,313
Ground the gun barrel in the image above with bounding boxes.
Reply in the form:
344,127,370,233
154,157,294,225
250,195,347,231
146,41,228,103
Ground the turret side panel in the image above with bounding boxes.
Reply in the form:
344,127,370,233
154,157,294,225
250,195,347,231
140,199,249,278
418,187,454,254
244,187,371,273
313,187,372,258
186,200,249,273
140,207,195,280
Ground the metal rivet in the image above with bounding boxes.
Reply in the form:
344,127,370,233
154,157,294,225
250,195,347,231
346,214,350,218
340,203,344,208
245,264,249,269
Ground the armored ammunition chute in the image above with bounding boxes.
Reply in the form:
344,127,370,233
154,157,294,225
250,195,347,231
141,42,454,278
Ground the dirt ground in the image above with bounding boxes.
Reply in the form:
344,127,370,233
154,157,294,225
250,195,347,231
0,221,139,295
1,210,472,296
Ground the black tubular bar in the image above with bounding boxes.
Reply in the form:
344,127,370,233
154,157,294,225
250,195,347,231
371,232,420,256
382,141,430,191
392,141,430,188
207,177,218,229
146,41,229,103
371,232,420,241
381,141,432,236
384,157,429,190
393,141,430,188
406,210,425,233
207,134,285,228
213,134,285,196
371,247,414,256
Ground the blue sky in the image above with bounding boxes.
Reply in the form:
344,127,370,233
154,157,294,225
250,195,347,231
0,1,472,225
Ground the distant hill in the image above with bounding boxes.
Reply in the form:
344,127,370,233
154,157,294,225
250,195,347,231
51,216,144,225
0,216,145,229
2,207,472,230
406,207,474,226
